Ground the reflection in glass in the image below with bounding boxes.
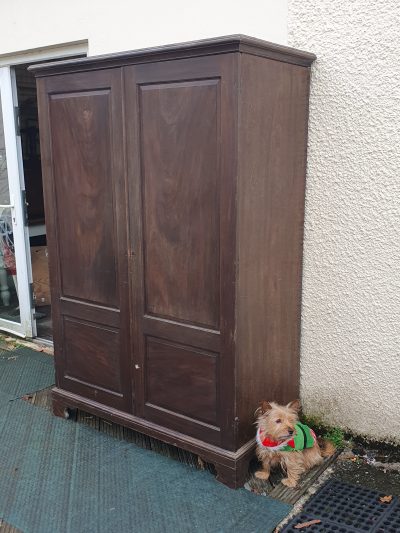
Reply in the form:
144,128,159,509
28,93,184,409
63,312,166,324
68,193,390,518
0,93,20,322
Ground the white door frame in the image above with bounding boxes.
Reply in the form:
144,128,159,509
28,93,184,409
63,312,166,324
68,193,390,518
0,66,33,337
0,41,88,338
0,40,88,68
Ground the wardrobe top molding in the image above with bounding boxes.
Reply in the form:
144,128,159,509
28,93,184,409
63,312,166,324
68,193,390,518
29,34,316,77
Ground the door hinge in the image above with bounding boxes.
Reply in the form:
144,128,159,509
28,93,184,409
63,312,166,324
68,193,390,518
21,190,29,225
14,106,20,136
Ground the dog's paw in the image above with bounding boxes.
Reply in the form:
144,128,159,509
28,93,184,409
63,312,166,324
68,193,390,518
281,477,297,488
255,470,270,480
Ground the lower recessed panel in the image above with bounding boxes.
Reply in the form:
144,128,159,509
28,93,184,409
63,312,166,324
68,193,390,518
145,337,219,427
63,317,122,395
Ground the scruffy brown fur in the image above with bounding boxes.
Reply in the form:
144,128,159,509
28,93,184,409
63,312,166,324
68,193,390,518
255,400,335,488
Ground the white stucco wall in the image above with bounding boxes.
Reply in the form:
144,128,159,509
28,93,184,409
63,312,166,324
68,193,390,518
0,0,287,57
288,0,400,443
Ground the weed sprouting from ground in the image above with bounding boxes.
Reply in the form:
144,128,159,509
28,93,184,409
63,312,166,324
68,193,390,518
301,414,346,449
323,427,345,448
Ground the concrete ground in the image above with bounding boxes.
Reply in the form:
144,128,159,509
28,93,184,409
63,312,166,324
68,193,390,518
334,441,400,497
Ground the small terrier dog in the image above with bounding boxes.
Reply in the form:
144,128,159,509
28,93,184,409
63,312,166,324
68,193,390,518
255,400,335,488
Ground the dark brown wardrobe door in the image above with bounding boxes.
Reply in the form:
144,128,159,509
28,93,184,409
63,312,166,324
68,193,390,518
38,69,132,412
125,55,237,447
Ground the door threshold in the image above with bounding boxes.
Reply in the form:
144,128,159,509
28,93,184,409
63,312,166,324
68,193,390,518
0,335,54,355
34,337,54,349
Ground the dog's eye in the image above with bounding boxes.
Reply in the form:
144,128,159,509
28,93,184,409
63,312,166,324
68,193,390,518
276,419,282,424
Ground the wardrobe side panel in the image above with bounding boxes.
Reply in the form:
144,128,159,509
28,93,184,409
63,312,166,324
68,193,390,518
236,54,311,445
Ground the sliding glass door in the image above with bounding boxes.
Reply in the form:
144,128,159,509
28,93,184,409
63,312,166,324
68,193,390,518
0,66,35,337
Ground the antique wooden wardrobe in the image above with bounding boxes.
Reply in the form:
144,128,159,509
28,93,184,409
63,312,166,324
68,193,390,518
32,35,315,488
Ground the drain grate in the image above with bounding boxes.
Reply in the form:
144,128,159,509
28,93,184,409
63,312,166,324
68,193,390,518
375,502,400,533
281,479,400,532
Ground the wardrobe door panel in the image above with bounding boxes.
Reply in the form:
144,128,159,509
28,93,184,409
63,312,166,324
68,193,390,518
50,90,117,306
125,55,237,447
38,70,132,412
139,80,220,329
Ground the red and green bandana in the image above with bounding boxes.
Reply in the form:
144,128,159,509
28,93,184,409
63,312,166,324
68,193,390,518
256,422,317,452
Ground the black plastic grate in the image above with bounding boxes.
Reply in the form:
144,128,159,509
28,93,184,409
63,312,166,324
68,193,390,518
282,479,400,532
375,503,400,533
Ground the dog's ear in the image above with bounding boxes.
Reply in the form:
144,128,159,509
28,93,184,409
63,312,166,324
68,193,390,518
287,399,301,412
256,400,272,415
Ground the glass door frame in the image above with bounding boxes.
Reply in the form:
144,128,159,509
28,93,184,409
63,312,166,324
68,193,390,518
0,65,34,337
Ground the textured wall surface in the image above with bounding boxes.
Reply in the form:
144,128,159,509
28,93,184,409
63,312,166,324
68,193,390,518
288,1,400,442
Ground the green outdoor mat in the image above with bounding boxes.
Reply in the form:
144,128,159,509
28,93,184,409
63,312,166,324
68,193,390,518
0,347,54,402
0,348,291,533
